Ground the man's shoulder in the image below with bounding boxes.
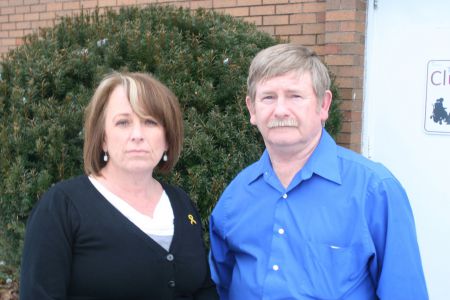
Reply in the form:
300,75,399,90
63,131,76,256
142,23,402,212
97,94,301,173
227,159,261,187
335,145,395,180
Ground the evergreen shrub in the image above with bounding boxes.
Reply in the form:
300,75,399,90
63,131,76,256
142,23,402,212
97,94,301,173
0,5,342,279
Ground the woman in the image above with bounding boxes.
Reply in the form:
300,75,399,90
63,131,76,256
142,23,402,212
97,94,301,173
20,72,218,300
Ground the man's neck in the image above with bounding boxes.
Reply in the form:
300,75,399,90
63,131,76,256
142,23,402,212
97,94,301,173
267,135,321,188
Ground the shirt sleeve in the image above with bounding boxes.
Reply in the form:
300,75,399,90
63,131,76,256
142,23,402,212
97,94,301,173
19,186,78,300
366,177,428,299
209,198,235,300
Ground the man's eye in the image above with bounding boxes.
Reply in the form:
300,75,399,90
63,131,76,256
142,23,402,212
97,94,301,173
261,96,274,102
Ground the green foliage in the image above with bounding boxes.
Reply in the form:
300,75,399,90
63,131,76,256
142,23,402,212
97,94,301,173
0,5,342,278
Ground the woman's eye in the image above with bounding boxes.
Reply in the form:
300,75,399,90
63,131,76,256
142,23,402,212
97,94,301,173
116,120,129,126
144,119,157,126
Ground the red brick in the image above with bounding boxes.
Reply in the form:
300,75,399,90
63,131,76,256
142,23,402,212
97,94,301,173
24,12,39,21
81,0,99,9
47,2,63,11
276,3,301,14
275,24,301,35
31,20,53,28
316,33,324,44
303,23,324,34
290,13,317,24
30,4,46,13
9,0,24,6
289,34,316,45
117,0,138,5
214,0,238,8
1,38,16,46
250,5,275,16
63,1,82,10
219,7,249,17
325,21,339,32
9,14,25,22
316,11,325,22
335,77,355,89
1,23,16,30
337,65,363,77
326,10,356,21
16,21,31,29
237,0,261,6
39,12,56,20
325,32,357,43
263,15,288,25
16,6,31,14
243,15,262,25
1,7,15,15
98,0,118,7
263,0,288,4
190,0,213,9
303,2,325,13
345,0,361,9
259,25,275,35
9,30,24,37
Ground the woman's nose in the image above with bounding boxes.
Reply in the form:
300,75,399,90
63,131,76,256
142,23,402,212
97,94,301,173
131,122,144,141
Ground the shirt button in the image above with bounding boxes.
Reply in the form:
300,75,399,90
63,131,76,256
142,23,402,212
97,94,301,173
282,193,288,199
168,280,176,288
166,254,174,261
278,228,285,235
272,264,279,271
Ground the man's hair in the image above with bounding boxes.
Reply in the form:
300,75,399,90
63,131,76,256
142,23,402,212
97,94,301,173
83,72,183,175
247,43,331,103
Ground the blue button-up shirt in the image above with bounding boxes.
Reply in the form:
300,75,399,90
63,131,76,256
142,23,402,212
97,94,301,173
209,130,427,300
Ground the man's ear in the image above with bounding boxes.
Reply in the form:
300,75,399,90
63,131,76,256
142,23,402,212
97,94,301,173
246,96,256,125
320,90,332,122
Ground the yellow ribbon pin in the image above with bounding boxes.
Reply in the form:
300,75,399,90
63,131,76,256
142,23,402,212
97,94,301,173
188,214,197,225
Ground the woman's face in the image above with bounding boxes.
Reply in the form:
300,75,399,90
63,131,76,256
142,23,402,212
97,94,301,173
102,85,167,175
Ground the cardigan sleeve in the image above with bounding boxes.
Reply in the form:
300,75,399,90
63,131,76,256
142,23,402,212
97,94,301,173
20,184,79,300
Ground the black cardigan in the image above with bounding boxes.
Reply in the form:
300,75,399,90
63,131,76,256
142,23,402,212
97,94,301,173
20,175,218,300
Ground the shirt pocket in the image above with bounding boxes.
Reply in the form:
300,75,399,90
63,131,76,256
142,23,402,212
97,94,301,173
299,240,368,299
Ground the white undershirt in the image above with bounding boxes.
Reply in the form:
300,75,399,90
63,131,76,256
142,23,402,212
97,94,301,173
89,176,174,250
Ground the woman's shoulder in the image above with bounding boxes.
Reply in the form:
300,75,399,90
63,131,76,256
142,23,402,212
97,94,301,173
38,175,89,207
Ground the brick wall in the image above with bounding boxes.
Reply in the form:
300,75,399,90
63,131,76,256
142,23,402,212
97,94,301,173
0,0,367,151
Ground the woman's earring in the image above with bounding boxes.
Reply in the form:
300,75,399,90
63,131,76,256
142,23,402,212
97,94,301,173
103,152,109,162
163,152,168,162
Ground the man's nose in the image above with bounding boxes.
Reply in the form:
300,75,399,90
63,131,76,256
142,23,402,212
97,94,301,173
274,97,290,116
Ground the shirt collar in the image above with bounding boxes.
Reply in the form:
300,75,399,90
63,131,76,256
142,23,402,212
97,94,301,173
304,129,342,185
246,128,342,185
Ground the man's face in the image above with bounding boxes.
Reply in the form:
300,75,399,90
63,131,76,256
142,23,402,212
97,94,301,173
246,71,331,154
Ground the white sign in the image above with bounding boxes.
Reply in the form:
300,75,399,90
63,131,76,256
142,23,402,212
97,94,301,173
425,60,450,134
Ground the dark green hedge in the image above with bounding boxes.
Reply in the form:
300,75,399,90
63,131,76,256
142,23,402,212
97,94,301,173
0,5,342,280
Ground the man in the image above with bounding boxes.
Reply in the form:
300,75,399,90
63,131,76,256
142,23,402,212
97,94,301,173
209,44,428,299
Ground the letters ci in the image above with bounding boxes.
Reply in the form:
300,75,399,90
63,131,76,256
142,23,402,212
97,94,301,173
431,70,450,85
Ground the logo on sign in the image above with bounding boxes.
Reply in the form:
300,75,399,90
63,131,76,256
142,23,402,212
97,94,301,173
425,60,450,134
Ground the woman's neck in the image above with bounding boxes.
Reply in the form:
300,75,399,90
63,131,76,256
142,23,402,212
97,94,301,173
94,167,163,217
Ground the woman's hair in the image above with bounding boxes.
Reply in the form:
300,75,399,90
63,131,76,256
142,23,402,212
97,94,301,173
247,43,331,104
83,72,183,175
